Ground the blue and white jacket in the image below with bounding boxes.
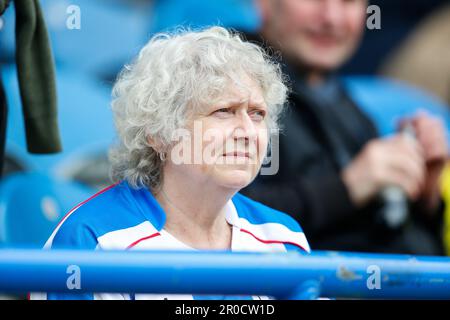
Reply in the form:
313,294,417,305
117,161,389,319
31,181,310,300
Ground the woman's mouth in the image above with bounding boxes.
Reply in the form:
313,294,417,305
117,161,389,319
222,151,250,158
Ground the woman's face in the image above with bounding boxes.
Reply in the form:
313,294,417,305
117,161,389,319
167,75,269,191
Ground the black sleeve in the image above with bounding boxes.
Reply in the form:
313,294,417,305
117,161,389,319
410,197,445,237
241,172,357,235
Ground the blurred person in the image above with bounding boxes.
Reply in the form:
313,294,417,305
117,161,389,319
380,3,450,256
241,0,448,255
31,27,310,300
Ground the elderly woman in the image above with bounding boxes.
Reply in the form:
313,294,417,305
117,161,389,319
32,27,310,300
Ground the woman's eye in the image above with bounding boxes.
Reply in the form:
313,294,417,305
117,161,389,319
213,108,233,116
216,108,230,113
250,110,266,121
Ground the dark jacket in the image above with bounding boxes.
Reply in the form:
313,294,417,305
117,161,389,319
241,34,444,255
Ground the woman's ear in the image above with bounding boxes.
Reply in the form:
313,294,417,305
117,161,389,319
147,136,156,148
147,136,162,152
147,136,168,162
147,135,169,157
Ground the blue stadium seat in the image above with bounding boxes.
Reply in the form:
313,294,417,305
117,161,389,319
0,172,94,248
150,0,260,33
0,0,151,74
343,76,450,139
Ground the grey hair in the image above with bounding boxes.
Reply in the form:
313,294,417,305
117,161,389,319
109,26,288,190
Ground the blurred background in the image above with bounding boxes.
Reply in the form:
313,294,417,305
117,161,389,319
0,0,449,250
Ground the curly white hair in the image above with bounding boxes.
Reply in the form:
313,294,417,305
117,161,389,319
109,26,288,190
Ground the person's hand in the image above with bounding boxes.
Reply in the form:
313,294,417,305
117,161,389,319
408,112,449,211
341,135,426,207
409,112,448,165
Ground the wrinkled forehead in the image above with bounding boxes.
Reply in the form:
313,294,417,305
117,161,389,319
202,74,267,109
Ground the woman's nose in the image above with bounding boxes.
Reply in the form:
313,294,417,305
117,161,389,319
321,0,346,28
233,111,257,141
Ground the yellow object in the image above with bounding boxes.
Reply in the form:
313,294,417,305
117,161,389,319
440,163,450,256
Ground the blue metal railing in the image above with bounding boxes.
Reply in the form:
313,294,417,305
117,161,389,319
0,249,449,299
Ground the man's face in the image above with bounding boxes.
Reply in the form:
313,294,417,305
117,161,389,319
261,0,367,71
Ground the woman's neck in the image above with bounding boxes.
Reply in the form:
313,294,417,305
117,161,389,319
154,169,235,250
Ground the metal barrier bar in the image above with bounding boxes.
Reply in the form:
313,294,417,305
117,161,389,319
0,249,449,299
